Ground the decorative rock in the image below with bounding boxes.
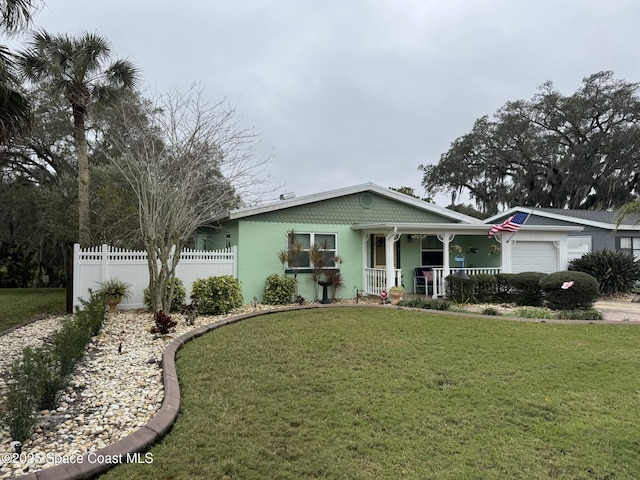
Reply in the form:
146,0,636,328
0,304,294,477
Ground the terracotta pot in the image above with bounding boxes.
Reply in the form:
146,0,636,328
389,289,404,305
106,295,122,313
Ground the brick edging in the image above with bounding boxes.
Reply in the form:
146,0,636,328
15,304,343,479
15,302,637,479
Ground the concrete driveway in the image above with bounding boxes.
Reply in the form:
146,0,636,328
595,300,640,322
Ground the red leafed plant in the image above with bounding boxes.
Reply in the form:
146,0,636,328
154,310,177,335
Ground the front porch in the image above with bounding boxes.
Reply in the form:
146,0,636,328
363,266,502,298
354,222,506,299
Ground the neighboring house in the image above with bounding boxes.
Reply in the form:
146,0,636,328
484,208,640,262
196,183,581,302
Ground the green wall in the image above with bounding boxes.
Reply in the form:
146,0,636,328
237,221,364,302
447,236,501,268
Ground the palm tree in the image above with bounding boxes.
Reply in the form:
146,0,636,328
19,30,139,246
0,0,42,144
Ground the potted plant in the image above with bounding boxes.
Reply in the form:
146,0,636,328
97,278,132,312
389,285,405,305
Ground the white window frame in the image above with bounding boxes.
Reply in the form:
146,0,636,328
619,236,640,260
290,232,338,269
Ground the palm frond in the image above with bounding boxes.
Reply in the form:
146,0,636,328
104,59,139,88
0,83,30,144
615,200,640,228
1,0,42,34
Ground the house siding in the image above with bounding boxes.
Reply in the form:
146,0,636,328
244,192,456,224
236,221,365,302
196,221,239,250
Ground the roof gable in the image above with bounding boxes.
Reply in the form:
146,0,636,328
244,191,457,224
218,183,481,224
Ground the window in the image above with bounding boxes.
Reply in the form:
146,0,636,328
420,236,443,266
290,232,337,269
619,236,640,260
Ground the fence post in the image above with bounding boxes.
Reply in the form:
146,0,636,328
101,244,109,281
72,243,81,311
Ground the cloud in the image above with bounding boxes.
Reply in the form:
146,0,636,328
27,0,640,204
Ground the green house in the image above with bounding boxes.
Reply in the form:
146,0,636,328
197,183,581,302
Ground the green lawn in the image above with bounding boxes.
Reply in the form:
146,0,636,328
0,288,66,333
103,307,640,479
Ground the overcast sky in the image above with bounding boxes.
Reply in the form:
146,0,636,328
21,0,640,206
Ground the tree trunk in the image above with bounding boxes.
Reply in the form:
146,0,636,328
73,109,91,247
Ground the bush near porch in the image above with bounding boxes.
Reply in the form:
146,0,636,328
444,270,601,311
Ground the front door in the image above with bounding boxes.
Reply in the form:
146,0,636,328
374,234,400,269
374,235,386,268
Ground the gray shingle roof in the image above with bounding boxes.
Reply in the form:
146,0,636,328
537,208,640,225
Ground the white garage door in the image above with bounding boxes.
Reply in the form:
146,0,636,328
512,241,557,273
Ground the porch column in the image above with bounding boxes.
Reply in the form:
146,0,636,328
438,233,454,278
385,229,400,290
362,233,369,293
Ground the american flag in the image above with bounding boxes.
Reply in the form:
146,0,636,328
488,212,530,238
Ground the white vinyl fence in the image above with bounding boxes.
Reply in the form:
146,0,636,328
73,243,237,310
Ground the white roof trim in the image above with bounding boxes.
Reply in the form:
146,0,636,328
351,223,583,234
483,207,640,231
213,183,482,224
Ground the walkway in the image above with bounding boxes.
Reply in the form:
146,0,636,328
595,300,640,322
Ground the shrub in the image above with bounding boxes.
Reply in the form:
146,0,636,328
4,346,63,441
52,317,92,377
144,277,186,312
513,307,553,319
398,299,430,309
445,274,477,303
480,307,501,316
397,298,451,310
263,274,297,305
427,299,452,311
28,347,63,410
510,272,547,306
51,291,104,385
495,273,514,302
540,270,600,310
75,290,106,337
154,310,177,335
474,274,498,303
554,309,604,320
4,357,38,442
192,275,243,315
2,293,106,441
570,249,640,295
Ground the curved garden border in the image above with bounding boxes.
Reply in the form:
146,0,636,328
15,303,637,479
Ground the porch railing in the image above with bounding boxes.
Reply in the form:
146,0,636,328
363,268,402,296
432,267,502,298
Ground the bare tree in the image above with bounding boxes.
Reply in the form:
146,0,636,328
110,86,269,312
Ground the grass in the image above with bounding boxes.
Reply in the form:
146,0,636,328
0,288,66,333
101,307,640,480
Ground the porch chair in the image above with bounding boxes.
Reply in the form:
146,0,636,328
414,267,434,295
